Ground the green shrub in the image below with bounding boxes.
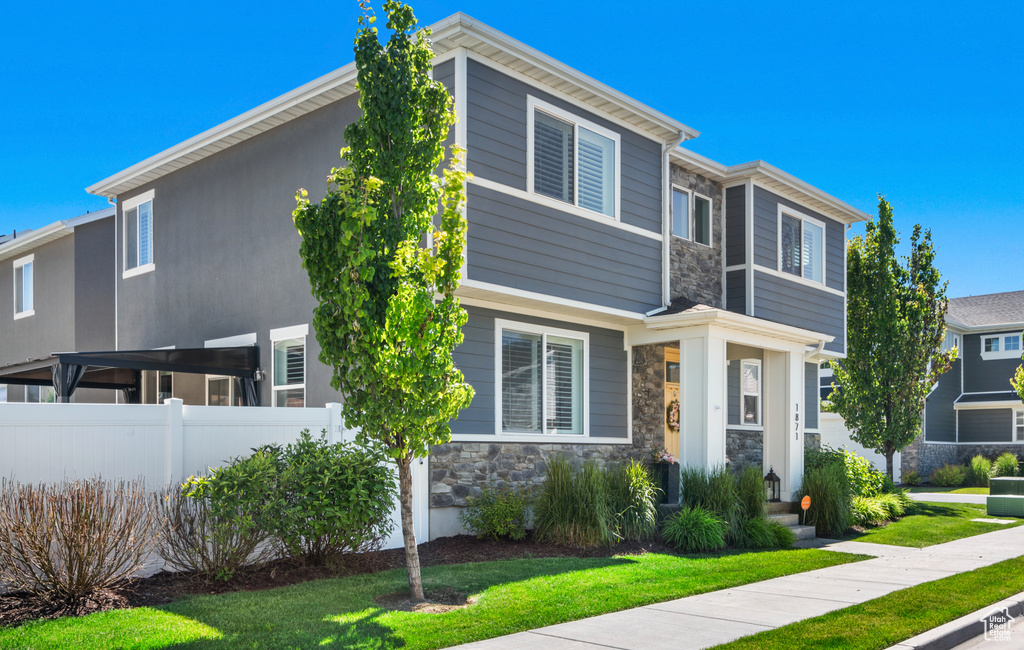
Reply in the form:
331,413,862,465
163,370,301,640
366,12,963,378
843,449,886,497
768,518,797,548
735,466,767,522
458,483,530,541
876,490,912,519
851,495,888,527
605,461,659,542
661,506,726,554
732,516,794,550
995,453,1019,478
186,430,397,565
966,455,993,488
533,456,613,547
930,463,967,487
796,463,851,538
805,444,845,471
902,470,922,486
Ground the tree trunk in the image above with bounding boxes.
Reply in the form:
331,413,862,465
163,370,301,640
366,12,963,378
883,443,894,481
397,453,425,601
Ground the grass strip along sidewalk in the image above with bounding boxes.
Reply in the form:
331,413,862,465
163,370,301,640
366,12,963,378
0,549,864,649
714,555,1024,650
849,501,1024,548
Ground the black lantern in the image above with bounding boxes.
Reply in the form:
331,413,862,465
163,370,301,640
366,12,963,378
764,466,781,503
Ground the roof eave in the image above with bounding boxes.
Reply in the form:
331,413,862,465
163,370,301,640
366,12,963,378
644,308,835,346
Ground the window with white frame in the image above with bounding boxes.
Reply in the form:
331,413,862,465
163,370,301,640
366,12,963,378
941,330,961,353
123,190,154,276
1016,409,1024,442
13,255,33,318
671,187,711,246
741,360,761,425
529,97,619,219
498,321,586,436
780,209,824,283
272,325,306,408
981,333,1024,360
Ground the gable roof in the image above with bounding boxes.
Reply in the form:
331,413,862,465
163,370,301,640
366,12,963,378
0,207,115,263
947,290,1024,330
86,13,698,199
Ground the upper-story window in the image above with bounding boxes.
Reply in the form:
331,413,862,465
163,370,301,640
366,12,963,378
941,330,961,353
1016,409,1024,442
779,207,825,284
123,189,154,278
13,254,34,319
671,187,711,246
981,333,1023,360
528,96,619,219
271,324,307,407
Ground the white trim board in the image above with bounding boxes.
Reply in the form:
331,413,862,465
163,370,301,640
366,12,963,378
205,333,258,348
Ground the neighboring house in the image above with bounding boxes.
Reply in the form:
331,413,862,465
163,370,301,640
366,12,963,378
1,14,868,537
902,290,1024,479
0,208,116,404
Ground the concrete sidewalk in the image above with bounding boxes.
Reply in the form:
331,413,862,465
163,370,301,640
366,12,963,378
909,492,988,505
453,526,1024,650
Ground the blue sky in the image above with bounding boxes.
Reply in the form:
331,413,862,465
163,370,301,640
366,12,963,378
1,0,1020,298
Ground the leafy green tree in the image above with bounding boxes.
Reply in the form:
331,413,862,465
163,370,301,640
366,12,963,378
292,0,474,600
1011,350,1024,401
825,195,956,479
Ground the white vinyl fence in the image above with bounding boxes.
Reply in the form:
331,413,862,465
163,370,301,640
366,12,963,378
0,400,426,550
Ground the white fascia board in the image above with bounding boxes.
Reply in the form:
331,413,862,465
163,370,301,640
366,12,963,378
946,321,1024,334
65,206,116,228
0,221,71,262
642,308,834,347
954,400,1023,411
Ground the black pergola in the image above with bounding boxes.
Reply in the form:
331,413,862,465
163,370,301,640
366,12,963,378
0,346,261,405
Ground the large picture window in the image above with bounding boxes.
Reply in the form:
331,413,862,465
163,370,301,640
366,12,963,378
13,255,33,318
497,321,587,436
529,97,619,219
272,325,307,408
123,189,154,277
780,209,824,284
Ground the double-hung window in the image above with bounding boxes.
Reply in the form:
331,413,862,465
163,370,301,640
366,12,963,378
497,320,588,436
271,324,307,407
1016,409,1024,443
779,208,825,284
981,333,1024,360
123,189,154,277
671,187,711,246
741,360,762,425
529,97,619,219
13,254,33,318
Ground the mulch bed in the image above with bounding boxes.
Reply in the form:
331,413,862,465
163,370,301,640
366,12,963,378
0,533,675,628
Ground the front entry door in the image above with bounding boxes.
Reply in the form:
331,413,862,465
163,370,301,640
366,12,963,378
665,348,680,458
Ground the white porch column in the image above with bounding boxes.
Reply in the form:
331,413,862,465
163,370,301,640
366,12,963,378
678,329,728,469
763,348,806,501
785,349,806,501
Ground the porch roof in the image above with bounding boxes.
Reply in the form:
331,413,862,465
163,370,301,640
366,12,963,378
641,301,835,349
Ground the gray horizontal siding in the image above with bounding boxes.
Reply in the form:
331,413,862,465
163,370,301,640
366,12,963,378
925,359,961,442
435,60,454,92
467,183,662,313
805,362,818,430
465,58,662,234
726,270,746,315
962,333,1024,393
725,185,745,267
753,270,845,353
451,306,627,438
752,186,845,292
958,408,1013,443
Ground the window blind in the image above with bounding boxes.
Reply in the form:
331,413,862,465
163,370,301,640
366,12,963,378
139,201,153,266
577,127,614,216
534,111,574,204
502,331,542,432
781,214,801,276
802,220,823,282
545,336,582,434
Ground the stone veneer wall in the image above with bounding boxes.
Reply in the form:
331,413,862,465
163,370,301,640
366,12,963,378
805,432,821,451
632,343,668,455
669,164,724,308
727,429,763,472
902,435,1024,480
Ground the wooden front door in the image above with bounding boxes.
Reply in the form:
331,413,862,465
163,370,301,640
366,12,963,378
665,348,680,457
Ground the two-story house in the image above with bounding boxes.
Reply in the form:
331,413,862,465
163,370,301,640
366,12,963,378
901,290,1024,479
2,14,867,538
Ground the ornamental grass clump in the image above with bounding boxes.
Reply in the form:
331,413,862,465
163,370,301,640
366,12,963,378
458,483,530,541
995,452,1019,477
604,460,659,542
966,455,993,488
679,465,739,526
796,463,851,538
930,463,967,487
661,506,726,554
851,495,888,527
0,478,160,604
533,456,613,547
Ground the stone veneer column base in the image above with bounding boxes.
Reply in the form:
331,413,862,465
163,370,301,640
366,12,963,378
726,429,763,473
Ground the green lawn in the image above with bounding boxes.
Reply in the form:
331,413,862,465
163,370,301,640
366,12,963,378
0,550,865,649
848,500,1023,547
713,555,1024,650
906,485,989,494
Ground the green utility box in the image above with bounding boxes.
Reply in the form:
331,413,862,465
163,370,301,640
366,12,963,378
990,477,1024,496
987,495,1024,518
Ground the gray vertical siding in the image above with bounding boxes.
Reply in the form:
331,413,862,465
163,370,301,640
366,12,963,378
962,333,1024,393
805,362,818,430
925,359,961,442
958,408,1013,443
751,186,845,292
725,185,745,267
753,270,846,353
727,360,740,425
450,306,628,438
466,183,662,313
726,270,745,314
465,58,663,234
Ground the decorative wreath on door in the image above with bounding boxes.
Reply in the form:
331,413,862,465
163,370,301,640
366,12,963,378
666,399,680,434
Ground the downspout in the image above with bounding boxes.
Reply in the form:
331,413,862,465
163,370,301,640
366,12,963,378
804,340,825,361
661,132,687,308
109,196,119,403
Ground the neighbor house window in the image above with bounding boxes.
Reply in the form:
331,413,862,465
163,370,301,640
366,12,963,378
207,376,240,406
27,385,55,403
271,325,307,407
780,208,824,283
742,360,761,425
1016,409,1024,442
981,333,1024,360
13,255,33,318
497,320,587,436
0,384,7,402
123,189,154,277
671,187,712,246
529,97,619,218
